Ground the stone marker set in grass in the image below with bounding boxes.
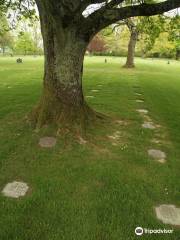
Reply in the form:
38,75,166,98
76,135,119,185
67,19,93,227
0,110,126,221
85,95,95,98
151,138,161,144
135,92,142,96
77,136,87,145
155,205,180,226
148,149,166,163
114,120,125,125
2,181,29,198
108,131,121,146
91,89,99,92
39,137,57,148
136,99,144,103
142,122,156,130
134,89,176,226
143,115,153,123
136,109,148,114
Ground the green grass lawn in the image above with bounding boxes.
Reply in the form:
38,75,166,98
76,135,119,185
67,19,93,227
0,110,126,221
0,56,180,239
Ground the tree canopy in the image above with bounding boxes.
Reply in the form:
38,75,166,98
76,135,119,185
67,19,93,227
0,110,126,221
0,1,180,36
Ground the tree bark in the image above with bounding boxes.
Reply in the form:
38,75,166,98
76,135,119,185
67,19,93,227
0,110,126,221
175,48,180,60
30,3,98,133
123,30,138,68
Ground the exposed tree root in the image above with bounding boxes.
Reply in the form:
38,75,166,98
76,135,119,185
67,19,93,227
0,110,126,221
122,63,135,68
28,96,108,137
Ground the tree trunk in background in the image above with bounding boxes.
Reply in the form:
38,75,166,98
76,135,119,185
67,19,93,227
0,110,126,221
176,49,180,60
123,30,138,68
30,3,98,134
2,47,5,56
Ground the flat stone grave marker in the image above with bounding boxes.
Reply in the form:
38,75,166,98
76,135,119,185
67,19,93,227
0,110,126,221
136,99,144,103
91,89,99,92
39,137,57,148
143,115,153,122
158,159,166,163
115,120,124,125
108,131,121,139
136,109,148,114
114,131,121,137
142,122,156,129
85,95,95,98
78,136,87,145
135,93,142,96
108,135,117,140
2,181,29,198
151,139,161,144
148,149,166,163
155,205,180,226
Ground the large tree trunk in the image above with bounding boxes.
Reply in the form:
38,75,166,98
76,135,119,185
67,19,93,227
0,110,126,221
123,30,138,68
30,3,98,134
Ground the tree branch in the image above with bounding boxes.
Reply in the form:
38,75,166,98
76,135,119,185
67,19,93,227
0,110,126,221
107,0,124,8
84,0,180,35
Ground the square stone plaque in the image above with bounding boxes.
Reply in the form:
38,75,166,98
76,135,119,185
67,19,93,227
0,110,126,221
2,181,29,198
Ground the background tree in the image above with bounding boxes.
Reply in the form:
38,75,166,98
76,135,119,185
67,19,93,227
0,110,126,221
15,32,34,55
0,31,14,55
13,17,43,55
101,26,130,56
31,19,43,55
147,15,180,59
149,31,175,58
87,34,107,54
122,15,165,68
123,18,139,68
168,15,180,60
0,14,14,55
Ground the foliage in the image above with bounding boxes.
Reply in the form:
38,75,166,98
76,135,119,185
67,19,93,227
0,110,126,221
87,34,107,53
14,32,35,55
0,14,14,54
147,15,180,59
102,26,130,56
137,15,166,52
89,14,179,59
0,1,179,59
149,32,175,58
168,15,180,59
13,16,43,55
0,13,9,34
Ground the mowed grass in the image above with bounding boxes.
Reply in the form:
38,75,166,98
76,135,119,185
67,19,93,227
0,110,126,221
0,56,180,239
